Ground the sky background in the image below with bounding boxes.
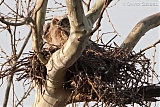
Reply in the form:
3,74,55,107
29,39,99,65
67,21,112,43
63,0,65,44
0,0,160,107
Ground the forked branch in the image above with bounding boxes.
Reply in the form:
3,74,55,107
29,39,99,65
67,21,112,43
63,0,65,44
120,12,160,52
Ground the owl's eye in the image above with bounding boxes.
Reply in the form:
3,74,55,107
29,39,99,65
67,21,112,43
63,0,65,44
59,18,69,26
52,18,59,25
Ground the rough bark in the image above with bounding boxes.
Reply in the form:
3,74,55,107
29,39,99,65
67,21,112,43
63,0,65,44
120,12,160,52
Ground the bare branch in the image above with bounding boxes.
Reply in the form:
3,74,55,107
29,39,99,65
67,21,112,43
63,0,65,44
15,86,33,107
31,25,47,64
34,0,48,37
0,0,4,5
32,0,48,64
105,10,121,36
139,40,160,53
17,28,32,59
2,23,32,107
86,0,113,26
2,75,13,107
90,0,109,35
2,11,20,106
82,0,91,12
120,12,160,52
0,17,31,26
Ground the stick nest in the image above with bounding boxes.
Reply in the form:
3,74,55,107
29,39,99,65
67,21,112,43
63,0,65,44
1,43,153,107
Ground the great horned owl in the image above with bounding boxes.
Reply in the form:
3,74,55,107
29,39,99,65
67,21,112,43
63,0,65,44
42,16,70,49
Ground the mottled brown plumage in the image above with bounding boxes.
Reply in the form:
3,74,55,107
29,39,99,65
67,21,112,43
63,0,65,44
42,16,70,49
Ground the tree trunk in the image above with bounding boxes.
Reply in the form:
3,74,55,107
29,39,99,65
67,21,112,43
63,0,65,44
32,87,71,107
32,0,112,106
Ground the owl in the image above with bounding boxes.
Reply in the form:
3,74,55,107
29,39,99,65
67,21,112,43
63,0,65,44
42,16,70,50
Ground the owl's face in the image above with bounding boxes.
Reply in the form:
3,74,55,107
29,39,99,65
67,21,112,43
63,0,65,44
51,16,70,28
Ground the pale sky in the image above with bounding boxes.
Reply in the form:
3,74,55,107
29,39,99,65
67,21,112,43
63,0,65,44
0,0,160,107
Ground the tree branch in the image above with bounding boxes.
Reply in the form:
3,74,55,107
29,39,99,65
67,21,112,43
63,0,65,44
17,29,32,59
90,0,110,35
138,39,160,53
2,75,13,107
0,17,31,26
2,29,32,107
86,0,112,26
0,0,4,5
31,0,48,64
120,12,160,52
82,0,92,12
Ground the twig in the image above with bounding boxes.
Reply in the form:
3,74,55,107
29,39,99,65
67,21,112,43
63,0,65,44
107,0,120,8
90,0,109,35
0,0,4,5
139,40,160,53
2,75,13,107
82,0,91,12
53,0,66,7
15,85,33,107
150,47,156,84
3,2,22,17
106,10,121,37
17,28,32,59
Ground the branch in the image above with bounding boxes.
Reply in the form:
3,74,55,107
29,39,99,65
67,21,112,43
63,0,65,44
82,0,91,12
34,0,48,42
2,29,32,107
138,85,160,102
120,12,160,52
0,17,31,26
15,86,33,107
138,39,160,53
17,29,32,59
90,0,109,35
86,0,112,26
0,0,4,5
31,0,48,64
31,26,47,64
2,75,13,107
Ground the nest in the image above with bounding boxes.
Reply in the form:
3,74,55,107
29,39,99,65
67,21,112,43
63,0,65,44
65,44,151,106
0,42,153,106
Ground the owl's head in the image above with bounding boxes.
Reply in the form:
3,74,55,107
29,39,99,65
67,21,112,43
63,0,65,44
51,15,70,28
